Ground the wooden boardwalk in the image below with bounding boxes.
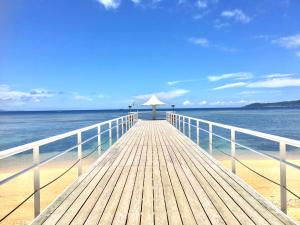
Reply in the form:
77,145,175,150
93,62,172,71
32,120,296,225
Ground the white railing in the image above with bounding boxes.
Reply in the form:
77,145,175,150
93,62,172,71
166,112,300,214
0,113,138,222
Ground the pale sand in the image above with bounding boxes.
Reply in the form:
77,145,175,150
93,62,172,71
0,159,299,225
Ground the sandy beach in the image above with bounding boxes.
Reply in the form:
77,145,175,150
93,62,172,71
0,158,299,225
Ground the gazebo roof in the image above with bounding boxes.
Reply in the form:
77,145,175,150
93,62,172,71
142,95,165,106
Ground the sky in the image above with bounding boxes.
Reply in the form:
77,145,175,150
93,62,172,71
0,0,300,110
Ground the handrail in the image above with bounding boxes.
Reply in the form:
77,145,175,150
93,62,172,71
0,112,139,221
0,113,138,160
166,112,300,214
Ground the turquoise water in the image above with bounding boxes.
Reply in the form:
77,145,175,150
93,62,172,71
0,109,300,161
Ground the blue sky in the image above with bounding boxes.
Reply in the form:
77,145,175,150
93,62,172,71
1,0,300,110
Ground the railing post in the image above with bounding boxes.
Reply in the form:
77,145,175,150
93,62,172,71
109,121,112,147
121,117,124,135
209,123,213,154
97,125,101,155
176,115,179,129
77,132,82,176
183,117,185,135
196,120,200,145
280,142,287,214
231,129,236,174
116,119,119,140
125,116,128,131
179,115,181,131
33,146,40,218
188,118,191,138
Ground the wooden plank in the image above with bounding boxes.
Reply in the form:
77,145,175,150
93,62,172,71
56,126,140,225
73,130,142,225
152,144,168,225
97,136,144,225
126,145,147,225
159,139,197,225
40,124,140,225
157,141,183,225
140,144,154,225
111,137,145,225
158,128,219,225
165,126,255,225
173,130,289,225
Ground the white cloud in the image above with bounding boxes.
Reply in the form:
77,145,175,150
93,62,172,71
272,34,300,49
210,100,253,106
188,37,209,47
208,72,253,82
183,100,193,106
198,100,207,105
134,89,190,100
247,78,300,88
213,82,247,90
264,73,294,78
0,85,53,103
239,90,259,95
98,0,120,9
131,0,140,3
73,93,93,101
196,0,207,9
221,9,251,23
167,79,199,86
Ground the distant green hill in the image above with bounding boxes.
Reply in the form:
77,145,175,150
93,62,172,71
244,100,300,109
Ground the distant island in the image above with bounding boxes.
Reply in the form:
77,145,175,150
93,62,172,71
244,100,300,109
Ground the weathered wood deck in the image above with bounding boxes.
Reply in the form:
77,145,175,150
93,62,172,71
32,120,296,225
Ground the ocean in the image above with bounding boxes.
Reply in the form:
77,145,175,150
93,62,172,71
0,109,300,165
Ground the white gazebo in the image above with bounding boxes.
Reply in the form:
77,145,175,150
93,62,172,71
143,95,165,120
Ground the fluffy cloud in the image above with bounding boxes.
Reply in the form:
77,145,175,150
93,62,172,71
98,0,121,9
213,82,247,90
188,37,209,47
183,100,193,106
0,85,53,103
247,77,300,88
208,72,253,82
134,89,190,100
196,0,207,9
221,9,251,23
272,34,300,49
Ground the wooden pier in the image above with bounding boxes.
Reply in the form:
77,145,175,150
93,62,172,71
31,120,296,225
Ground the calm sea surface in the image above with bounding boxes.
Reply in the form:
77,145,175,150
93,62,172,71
0,109,299,159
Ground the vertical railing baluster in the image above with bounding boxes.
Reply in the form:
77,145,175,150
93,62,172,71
196,120,200,145
188,118,191,138
33,146,40,218
98,125,101,155
116,119,119,140
77,132,82,176
179,115,181,131
122,117,124,135
126,116,128,131
109,121,112,147
183,117,185,135
209,123,213,155
172,114,175,126
280,142,287,213
231,129,236,174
